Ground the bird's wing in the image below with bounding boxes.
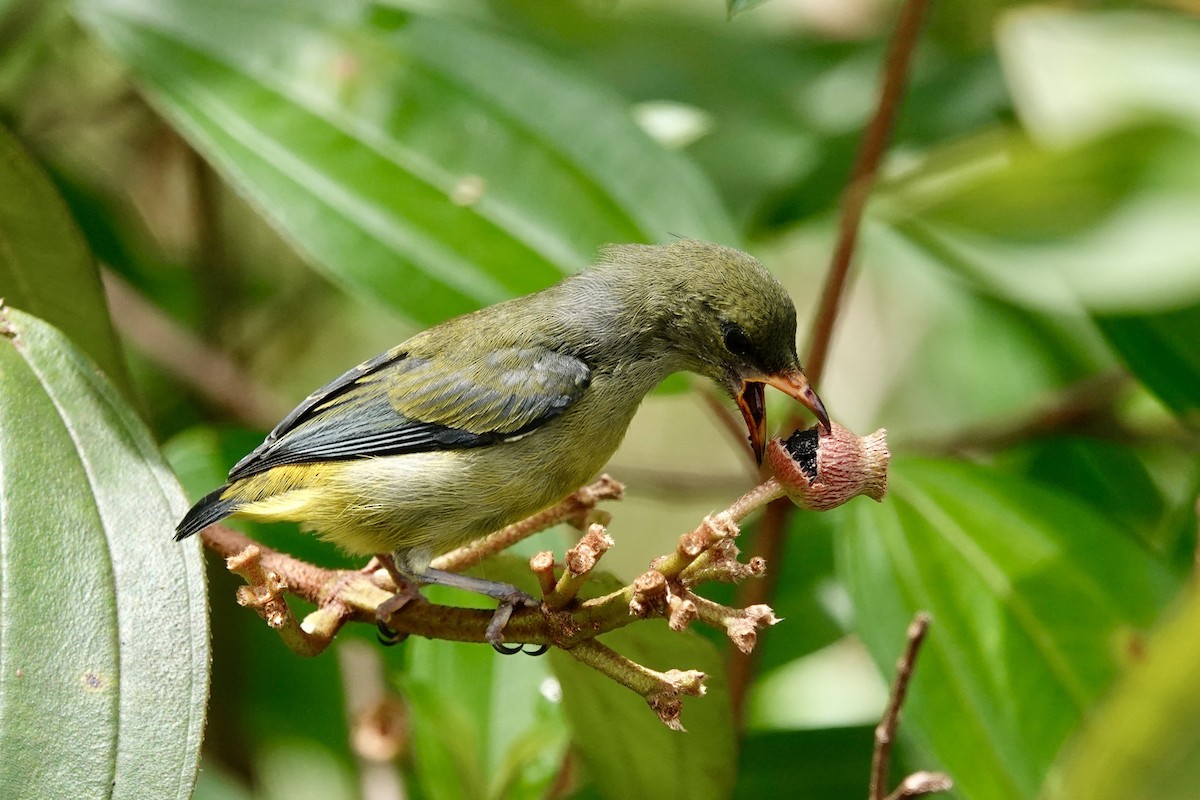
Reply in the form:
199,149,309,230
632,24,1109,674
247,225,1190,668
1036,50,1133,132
228,345,591,480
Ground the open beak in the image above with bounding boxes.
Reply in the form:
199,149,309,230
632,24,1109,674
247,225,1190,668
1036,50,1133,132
736,368,830,464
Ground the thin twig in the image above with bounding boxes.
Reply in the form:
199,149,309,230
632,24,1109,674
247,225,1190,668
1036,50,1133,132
870,612,951,800
338,641,408,800
431,475,623,573
884,772,954,800
804,0,931,388
564,639,706,731
912,370,1130,455
101,269,285,428
225,544,336,656
729,0,931,728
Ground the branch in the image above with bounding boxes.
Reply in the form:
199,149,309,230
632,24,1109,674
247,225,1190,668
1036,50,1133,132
337,641,409,799
101,269,286,429
431,474,622,573
199,475,782,728
870,613,952,800
200,423,890,727
804,0,931,387
566,639,706,731
912,370,1132,455
730,0,931,727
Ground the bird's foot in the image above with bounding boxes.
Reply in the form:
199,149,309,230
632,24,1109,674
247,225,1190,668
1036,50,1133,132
382,563,548,655
374,586,419,647
487,591,548,656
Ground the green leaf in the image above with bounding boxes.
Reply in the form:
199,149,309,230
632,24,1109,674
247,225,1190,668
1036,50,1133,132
403,631,568,800
75,0,736,326
550,621,736,800
393,555,568,800
837,458,1178,800
735,726,874,799
747,509,844,672
0,306,209,799
878,125,1200,316
995,436,1167,549
1096,305,1200,423
998,8,1200,147
1043,594,1200,800
0,122,129,389
726,0,770,18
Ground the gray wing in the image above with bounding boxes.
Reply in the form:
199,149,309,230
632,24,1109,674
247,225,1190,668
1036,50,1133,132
228,345,591,480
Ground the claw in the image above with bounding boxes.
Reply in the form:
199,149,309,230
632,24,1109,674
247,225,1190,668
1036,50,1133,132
376,621,403,647
374,585,418,647
491,641,549,656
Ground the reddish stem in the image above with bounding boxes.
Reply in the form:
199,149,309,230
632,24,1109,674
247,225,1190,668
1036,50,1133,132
728,0,932,727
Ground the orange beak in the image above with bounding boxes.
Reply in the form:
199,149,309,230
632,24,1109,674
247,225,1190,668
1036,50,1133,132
736,368,830,464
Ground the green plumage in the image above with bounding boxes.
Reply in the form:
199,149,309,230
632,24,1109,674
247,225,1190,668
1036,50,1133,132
177,240,825,578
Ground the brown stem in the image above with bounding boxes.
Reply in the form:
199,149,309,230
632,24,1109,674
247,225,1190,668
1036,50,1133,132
912,370,1130,455
884,772,954,800
564,639,706,731
431,475,623,573
871,613,952,800
102,269,285,429
803,0,931,388
225,543,338,656
729,0,931,729
337,641,408,799
726,496,791,725
543,524,613,609
197,472,774,729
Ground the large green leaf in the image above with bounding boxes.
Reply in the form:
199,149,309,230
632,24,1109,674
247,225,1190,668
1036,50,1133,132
735,726,874,799
1043,593,1200,800
0,306,208,799
837,458,1178,800
876,10,1200,427
0,122,129,389
1096,305,1200,423
402,611,568,800
75,0,736,326
399,557,569,800
877,124,1200,316
998,8,1200,148
995,436,1166,550
551,620,736,800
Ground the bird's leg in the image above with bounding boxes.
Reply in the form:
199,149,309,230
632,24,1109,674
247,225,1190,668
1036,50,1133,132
399,564,545,656
372,553,421,646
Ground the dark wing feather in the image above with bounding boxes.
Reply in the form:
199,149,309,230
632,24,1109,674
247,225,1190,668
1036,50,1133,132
228,345,590,480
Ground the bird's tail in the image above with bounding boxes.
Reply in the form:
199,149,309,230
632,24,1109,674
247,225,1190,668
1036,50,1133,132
175,485,241,541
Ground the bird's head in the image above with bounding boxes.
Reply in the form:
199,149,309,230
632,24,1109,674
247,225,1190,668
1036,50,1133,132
599,240,830,463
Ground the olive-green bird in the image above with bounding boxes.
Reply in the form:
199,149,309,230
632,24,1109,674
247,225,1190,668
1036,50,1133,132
176,240,829,646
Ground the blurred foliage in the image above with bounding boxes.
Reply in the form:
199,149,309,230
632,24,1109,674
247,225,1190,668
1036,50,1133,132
1,0,1199,798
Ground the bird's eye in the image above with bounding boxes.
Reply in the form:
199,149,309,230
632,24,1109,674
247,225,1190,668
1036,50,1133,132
722,322,755,360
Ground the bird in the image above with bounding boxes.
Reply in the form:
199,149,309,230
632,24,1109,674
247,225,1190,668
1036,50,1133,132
175,239,830,649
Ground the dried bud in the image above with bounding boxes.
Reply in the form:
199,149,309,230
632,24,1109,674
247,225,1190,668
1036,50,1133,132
767,422,889,510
